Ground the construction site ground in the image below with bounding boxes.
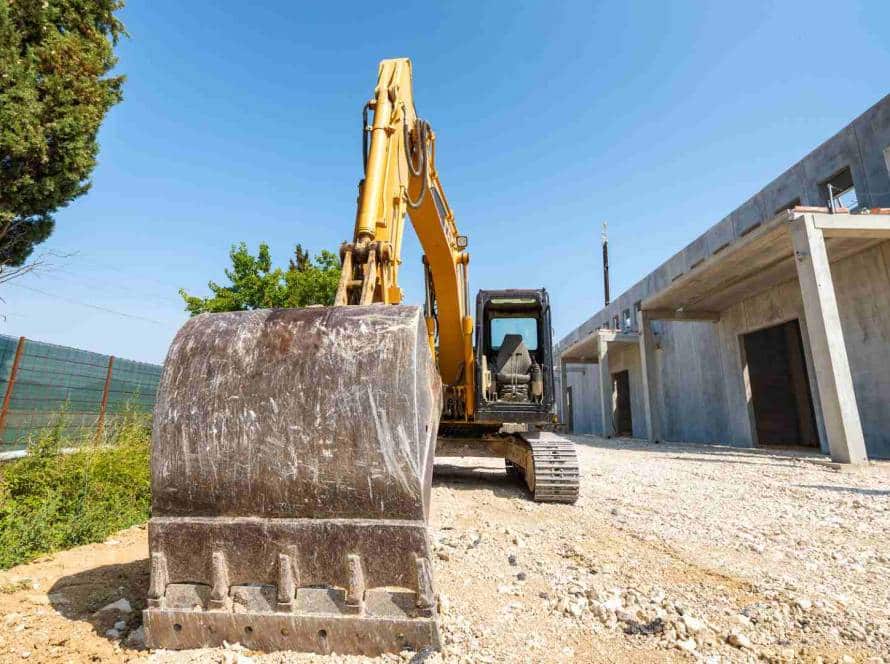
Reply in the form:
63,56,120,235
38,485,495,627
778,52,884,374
1,436,888,664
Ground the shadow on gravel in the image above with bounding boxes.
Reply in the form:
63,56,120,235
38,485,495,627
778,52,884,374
797,484,890,496
668,456,804,469
433,462,530,499
571,434,827,465
48,558,149,642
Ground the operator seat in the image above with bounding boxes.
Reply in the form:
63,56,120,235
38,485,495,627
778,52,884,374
494,334,532,385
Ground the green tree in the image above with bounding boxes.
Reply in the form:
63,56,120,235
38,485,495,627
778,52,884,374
180,242,341,315
283,246,341,308
0,0,125,276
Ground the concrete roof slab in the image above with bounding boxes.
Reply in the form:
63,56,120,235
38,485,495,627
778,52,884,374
641,211,890,316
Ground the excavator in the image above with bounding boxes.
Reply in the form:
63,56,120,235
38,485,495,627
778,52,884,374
144,58,579,656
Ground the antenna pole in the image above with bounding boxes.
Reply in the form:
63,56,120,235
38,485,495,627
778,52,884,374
602,221,610,306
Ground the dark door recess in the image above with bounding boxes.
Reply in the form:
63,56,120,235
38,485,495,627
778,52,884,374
565,386,574,433
743,320,818,447
612,370,633,437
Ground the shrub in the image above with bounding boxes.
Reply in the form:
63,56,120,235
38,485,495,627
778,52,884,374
0,413,151,570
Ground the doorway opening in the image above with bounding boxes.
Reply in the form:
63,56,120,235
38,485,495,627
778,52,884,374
611,370,633,437
742,320,818,447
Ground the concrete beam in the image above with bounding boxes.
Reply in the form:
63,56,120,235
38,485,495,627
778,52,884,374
789,215,868,464
812,212,890,239
558,333,601,364
598,330,640,344
637,311,662,444
597,334,613,438
644,308,721,322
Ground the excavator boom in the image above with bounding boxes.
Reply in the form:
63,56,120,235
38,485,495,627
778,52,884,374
337,58,474,417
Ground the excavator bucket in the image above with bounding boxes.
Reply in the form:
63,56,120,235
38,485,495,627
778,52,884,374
143,305,442,656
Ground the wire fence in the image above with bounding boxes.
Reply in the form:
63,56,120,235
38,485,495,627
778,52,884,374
0,335,162,453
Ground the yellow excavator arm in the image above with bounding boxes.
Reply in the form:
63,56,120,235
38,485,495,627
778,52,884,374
335,58,475,418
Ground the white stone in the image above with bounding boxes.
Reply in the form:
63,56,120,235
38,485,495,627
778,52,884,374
567,598,587,618
601,595,622,612
676,638,697,653
105,628,121,639
682,615,706,634
113,620,127,631
96,598,132,614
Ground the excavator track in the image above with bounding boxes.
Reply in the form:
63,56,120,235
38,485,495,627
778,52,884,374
520,431,580,503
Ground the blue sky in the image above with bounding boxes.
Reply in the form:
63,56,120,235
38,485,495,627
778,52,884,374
3,1,889,364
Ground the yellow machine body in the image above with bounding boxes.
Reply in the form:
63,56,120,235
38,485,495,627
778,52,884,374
145,59,577,657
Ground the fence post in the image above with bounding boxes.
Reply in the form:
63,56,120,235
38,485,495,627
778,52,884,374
0,336,27,440
96,355,115,439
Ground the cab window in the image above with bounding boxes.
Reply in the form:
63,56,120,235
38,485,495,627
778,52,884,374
490,317,538,351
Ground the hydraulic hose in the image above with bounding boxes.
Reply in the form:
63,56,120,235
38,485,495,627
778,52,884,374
405,118,429,209
362,101,371,174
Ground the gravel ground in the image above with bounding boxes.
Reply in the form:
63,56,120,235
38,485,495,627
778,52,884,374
0,436,888,663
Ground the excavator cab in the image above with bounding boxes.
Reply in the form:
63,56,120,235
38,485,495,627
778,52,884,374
474,289,556,423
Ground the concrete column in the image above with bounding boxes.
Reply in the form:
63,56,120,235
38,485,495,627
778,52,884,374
598,333,613,438
559,357,570,432
637,311,662,443
789,215,868,464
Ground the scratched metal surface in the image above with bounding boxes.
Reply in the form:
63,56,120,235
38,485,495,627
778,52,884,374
151,305,442,521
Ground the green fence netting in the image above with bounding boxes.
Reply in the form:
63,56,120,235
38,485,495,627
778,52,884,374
0,335,162,452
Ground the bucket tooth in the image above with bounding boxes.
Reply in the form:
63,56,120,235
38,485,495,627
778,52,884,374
144,305,442,655
277,553,297,610
415,556,435,611
209,551,230,610
345,554,365,610
147,552,168,609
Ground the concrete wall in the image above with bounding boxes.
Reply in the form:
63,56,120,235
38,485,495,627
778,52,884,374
716,278,824,450
564,365,599,434
653,321,729,444
563,242,890,458
558,94,890,458
830,242,890,457
564,344,646,439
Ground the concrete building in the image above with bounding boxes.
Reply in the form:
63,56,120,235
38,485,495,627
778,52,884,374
557,94,890,462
